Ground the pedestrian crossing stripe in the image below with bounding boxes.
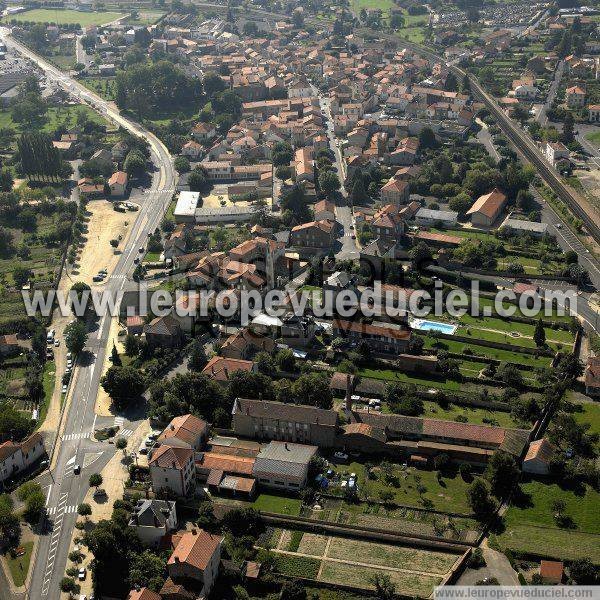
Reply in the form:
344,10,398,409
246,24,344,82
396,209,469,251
61,432,91,441
47,505,78,516
120,428,134,437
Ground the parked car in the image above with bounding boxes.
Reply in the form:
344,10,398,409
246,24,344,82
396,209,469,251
73,464,81,475
78,568,86,581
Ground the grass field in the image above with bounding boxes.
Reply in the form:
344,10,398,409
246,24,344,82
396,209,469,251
6,542,33,587
494,479,600,562
585,130,600,146
352,0,395,12
333,461,474,514
422,336,552,368
2,9,124,26
319,561,443,597
420,399,517,428
252,493,302,516
571,401,600,445
0,105,109,145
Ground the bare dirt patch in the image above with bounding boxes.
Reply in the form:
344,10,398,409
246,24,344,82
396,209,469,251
71,200,134,286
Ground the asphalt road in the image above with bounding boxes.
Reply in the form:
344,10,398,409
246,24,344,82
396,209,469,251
317,94,360,261
0,28,176,600
534,60,563,127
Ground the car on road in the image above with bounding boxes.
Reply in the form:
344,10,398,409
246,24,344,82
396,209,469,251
134,257,139,264
61,384,67,394
556,223,562,229
349,225,354,230
54,339,60,347
139,247,144,253
73,464,81,475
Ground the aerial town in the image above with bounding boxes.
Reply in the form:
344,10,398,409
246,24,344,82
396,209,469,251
0,0,599,599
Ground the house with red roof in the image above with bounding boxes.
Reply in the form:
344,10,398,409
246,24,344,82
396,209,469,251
108,170,128,197
466,188,507,227
202,356,257,384
167,529,223,596
158,414,209,452
539,560,564,584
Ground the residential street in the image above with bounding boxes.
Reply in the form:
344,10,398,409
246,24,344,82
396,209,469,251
0,27,176,600
317,94,360,261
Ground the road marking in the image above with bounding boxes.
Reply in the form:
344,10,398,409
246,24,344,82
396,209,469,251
62,432,92,441
120,428,134,437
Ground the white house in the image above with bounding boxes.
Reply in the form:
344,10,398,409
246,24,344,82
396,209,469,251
545,142,570,166
149,445,195,497
514,84,539,101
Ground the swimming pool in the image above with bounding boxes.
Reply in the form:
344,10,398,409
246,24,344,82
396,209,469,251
409,318,458,335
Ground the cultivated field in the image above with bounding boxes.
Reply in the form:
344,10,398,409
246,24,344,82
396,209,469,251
266,529,457,597
2,9,124,26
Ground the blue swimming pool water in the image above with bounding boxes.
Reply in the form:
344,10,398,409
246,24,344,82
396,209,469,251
410,319,458,335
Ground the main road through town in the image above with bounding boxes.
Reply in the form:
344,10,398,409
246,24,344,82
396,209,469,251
0,28,176,600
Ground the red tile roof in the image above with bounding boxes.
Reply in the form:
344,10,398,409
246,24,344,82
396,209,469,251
149,445,193,469
539,560,563,583
168,529,222,572
159,414,208,447
423,419,506,445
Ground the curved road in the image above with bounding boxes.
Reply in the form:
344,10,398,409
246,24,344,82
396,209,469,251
0,29,176,600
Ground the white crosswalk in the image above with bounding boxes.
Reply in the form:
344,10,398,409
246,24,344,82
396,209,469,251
61,432,91,441
120,428,134,437
114,416,125,427
47,504,78,516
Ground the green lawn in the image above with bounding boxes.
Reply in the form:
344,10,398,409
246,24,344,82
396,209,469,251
6,542,33,587
143,251,162,263
358,366,462,391
0,104,109,147
494,479,600,562
422,335,552,368
420,399,517,428
2,8,124,26
351,0,395,12
585,130,600,146
252,493,302,516
123,10,165,25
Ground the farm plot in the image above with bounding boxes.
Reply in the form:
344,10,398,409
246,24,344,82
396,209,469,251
319,561,443,597
265,530,458,598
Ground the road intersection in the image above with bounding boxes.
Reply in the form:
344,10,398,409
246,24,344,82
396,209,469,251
0,28,176,600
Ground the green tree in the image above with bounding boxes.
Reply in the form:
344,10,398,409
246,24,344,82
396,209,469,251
111,344,122,366
292,372,333,409
12,266,31,289
188,339,208,371
64,320,87,355
318,170,340,196
100,366,145,409
370,572,396,600
77,503,92,520
418,127,438,149
115,437,128,454
533,319,546,347
124,334,139,358
89,473,103,489
123,150,146,177
467,477,496,518
188,166,209,192
485,451,519,499
174,156,191,173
